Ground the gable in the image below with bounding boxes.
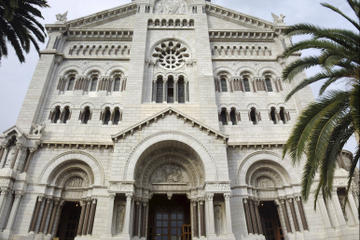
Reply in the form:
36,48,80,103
207,14,255,30
79,14,137,29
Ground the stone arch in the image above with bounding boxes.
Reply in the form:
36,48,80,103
124,131,218,182
39,151,105,186
105,66,128,77
235,66,256,76
58,65,82,77
258,67,281,77
83,65,103,76
237,151,297,186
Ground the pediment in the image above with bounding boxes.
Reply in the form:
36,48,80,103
46,3,137,31
1,125,24,138
111,107,228,142
205,3,276,31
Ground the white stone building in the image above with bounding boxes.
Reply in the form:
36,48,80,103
0,0,358,240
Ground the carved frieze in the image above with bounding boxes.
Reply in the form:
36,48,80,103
205,183,231,192
154,0,187,14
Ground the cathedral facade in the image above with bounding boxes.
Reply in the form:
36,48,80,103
0,0,358,240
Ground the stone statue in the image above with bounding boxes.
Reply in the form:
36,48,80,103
56,11,68,23
271,13,285,25
32,123,45,135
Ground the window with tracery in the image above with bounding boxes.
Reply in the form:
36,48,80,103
153,75,189,104
152,40,190,70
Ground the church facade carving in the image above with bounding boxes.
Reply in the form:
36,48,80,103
0,0,358,240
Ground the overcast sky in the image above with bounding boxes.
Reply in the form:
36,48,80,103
0,0,356,151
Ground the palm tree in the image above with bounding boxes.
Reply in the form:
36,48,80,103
0,0,49,63
281,0,360,207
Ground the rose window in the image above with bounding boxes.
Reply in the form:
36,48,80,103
152,40,190,70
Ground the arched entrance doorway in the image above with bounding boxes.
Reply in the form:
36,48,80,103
116,140,205,240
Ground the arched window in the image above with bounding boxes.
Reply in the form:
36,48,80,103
220,78,228,92
89,76,98,92
178,76,185,103
167,76,174,103
112,107,122,125
51,106,61,123
250,107,258,125
61,106,71,123
279,107,290,124
67,76,75,91
243,77,251,92
230,108,237,125
156,76,164,103
113,77,121,92
102,107,111,125
270,107,277,124
80,106,91,124
219,108,228,125
265,75,273,92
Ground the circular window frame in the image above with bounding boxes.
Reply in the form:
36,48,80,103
152,40,190,70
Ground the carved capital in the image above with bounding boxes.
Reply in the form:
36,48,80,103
126,193,133,199
224,193,231,200
206,193,214,201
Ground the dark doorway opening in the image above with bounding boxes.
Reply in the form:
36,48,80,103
148,194,191,240
56,201,81,240
259,201,284,240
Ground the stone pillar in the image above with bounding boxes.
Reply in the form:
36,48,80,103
254,201,263,235
77,201,86,236
46,199,60,235
279,199,292,233
293,198,304,232
206,193,215,236
4,192,22,233
105,195,115,236
317,197,332,229
331,190,347,227
243,199,253,234
288,198,300,232
137,201,142,237
10,146,21,169
0,190,8,218
29,197,42,233
224,193,233,235
347,193,359,224
199,200,205,237
295,197,309,231
23,148,35,172
39,198,52,233
274,200,290,240
141,202,148,238
0,148,8,168
87,199,97,235
249,200,258,234
82,200,91,235
123,193,133,235
325,196,340,228
13,146,25,171
51,201,64,236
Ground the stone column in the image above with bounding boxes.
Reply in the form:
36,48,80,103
105,195,115,236
11,145,23,170
4,192,22,233
295,197,308,231
77,201,86,236
331,190,347,227
347,193,359,224
254,201,263,235
325,196,340,228
274,200,290,240
192,200,198,238
39,198,52,233
288,198,300,232
29,197,42,233
123,193,133,235
206,193,215,236
224,193,233,235
137,201,142,237
82,200,92,235
317,197,332,229
23,148,35,172
0,190,8,218
249,200,258,234
243,199,253,234
46,199,60,235
0,148,8,168
199,200,205,237
51,201,64,236
87,199,97,235
141,202,148,238
279,199,292,233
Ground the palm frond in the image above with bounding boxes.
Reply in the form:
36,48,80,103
321,2,360,31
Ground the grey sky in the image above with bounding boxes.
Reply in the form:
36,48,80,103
0,0,356,152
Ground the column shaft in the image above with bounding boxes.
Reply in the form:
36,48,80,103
77,202,86,236
87,199,97,235
0,191,8,219
137,202,142,237
123,194,132,235
5,193,22,231
296,198,308,230
23,151,34,172
224,194,233,234
348,194,359,224
47,200,60,235
243,199,253,234
82,201,91,235
29,197,41,232
39,198,52,233
254,201,263,234
281,200,292,233
288,199,300,231
331,191,347,226
51,202,64,236
249,200,258,234
318,197,332,228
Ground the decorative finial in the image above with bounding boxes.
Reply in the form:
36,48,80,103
56,11,68,24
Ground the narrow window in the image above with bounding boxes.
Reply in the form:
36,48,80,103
102,107,111,125
279,107,287,124
156,77,164,103
243,77,250,92
220,78,228,92
220,108,227,125
270,107,277,124
250,107,257,125
167,76,174,103
113,107,121,125
178,76,185,103
265,76,273,92
230,108,237,125
90,77,98,92
67,76,75,91
61,106,71,123
51,106,61,123
113,77,121,92
81,107,91,124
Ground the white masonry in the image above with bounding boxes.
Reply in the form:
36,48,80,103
0,0,358,240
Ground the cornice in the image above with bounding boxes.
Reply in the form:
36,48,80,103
227,142,285,150
111,107,228,142
40,141,114,150
209,30,277,42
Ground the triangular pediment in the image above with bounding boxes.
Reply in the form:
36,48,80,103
205,3,276,31
111,107,228,142
1,125,24,138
